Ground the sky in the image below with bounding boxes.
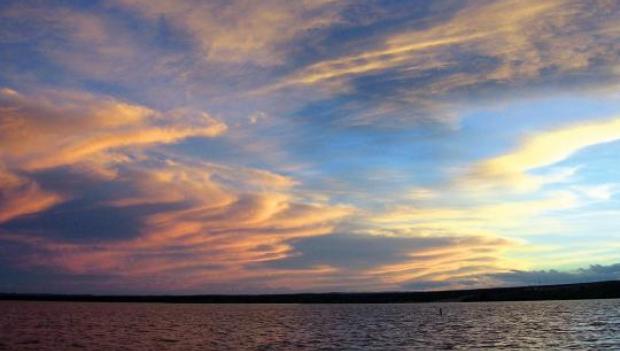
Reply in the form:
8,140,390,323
1,0,620,294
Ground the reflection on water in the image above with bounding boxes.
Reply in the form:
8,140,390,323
1,299,619,350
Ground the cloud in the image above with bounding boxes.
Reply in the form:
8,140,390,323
0,160,353,292
261,231,516,291
365,118,620,252
0,88,226,172
269,0,620,124
0,165,62,224
1,1,619,294
401,262,620,291
284,0,619,85
571,184,618,201
488,263,620,286
372,192,578,235
466,116,620,192
1,4,143,81
0,86,360,292
115,0,345,66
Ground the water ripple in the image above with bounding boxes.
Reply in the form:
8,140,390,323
1,299,619,350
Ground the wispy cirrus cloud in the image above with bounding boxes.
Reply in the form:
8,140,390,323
0,88,226,172
0,166,62,224
0,85,222,225
263,231,517,292
1,4,148,81
370,117,620,244
114,0,346,66
2,0,620,294
0,86,358,292
371,192,578,235
357,115,620,283
1,160,354,293
268,0,620,125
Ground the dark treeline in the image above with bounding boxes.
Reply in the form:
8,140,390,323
1,280,619,304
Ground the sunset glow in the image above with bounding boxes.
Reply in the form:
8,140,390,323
1,0,620,294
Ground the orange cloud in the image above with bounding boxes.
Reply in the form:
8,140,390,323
255,231,519,292
0,165,63,223
2,161,354,291
278,0,620,88
0,86,227,233
0,86,361,291
367,236,516,290
0,88,226,172
264,0,620,127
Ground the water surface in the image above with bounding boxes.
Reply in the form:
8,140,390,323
1,299,619,350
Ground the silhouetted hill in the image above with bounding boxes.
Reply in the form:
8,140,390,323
2,280,619,304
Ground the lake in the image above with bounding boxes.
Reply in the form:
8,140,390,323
1,299,619,350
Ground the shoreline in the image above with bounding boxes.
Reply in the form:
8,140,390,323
2,280,619,304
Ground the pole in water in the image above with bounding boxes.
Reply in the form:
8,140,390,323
439,307,443,316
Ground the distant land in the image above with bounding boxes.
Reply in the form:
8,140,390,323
2,280,619,304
